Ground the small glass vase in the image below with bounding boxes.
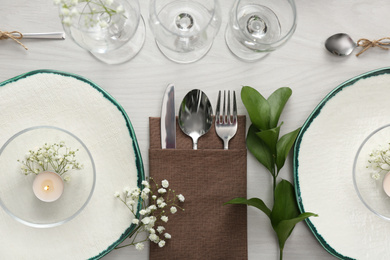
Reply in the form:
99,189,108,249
59,0,145,64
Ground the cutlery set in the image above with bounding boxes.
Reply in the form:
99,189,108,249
161,84,238,150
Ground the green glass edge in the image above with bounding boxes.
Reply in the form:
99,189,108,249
293,67,390,260
0,69,145,260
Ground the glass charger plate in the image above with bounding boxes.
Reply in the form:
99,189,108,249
0,70,144,259
294,67,390,260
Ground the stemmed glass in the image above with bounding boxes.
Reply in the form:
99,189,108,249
60,0,145,64
149,0,221,64
225,0,297,61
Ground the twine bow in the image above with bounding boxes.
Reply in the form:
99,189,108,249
356,37,390,57
0,30,28,50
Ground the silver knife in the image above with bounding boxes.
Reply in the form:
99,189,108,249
161,84,176,149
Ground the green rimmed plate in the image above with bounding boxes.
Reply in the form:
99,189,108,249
0,70,144,259
294,67,390,260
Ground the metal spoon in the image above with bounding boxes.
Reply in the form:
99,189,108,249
325,33,357,56
178,89,213,150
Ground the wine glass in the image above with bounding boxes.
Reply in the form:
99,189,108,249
149,0,221,64
60,0,145,64
225,0,297,62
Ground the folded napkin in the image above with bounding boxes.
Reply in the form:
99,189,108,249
149,116,247,260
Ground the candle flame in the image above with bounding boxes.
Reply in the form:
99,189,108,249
44,185,50,191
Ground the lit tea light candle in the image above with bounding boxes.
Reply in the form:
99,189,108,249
33,171,64,202
383,172,390,197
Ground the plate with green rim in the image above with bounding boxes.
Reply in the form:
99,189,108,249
294,67,390,260
0,69,144,259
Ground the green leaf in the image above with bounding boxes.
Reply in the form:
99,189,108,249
224,197,271,218
255,125,281,155
247,124,274,174
267,87,292,129
275,128,301,173
271,180,299,228
271,180,318,250
274,212,318,250
241,86,270,130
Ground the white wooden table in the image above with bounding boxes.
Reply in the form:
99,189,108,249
2,0,390,259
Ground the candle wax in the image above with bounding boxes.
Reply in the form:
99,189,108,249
383,172,390,197
32,171,64,202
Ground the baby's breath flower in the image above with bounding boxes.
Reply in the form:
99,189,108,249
116,5,124,14
157,197,164,204
161,180,169,188
148,205,157,211
114,191,120,198
149,233,159,243
372,172,381,180
126,200,135,206
177,194,185,202
99,21,108,28
114,177,184,250
170,206,177,214
64,175,71,182
156,226,165,234
158,240,166,248
158,202,167,208
158,188,167,194
135,243,144,251
18,142,82,180
141,217,151,225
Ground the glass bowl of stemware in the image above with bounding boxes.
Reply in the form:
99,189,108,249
353,124,390,221
0,126,95,228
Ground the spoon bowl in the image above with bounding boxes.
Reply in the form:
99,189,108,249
325,33,357,56
178,89,213,149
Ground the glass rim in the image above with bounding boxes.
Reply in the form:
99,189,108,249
63,0,141,34
233,0,297,46
150,0,220,37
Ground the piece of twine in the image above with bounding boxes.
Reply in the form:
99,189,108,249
356,37,390,57
0,30,28,50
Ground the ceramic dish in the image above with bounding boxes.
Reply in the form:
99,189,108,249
0,70,144,259
294,67,390,260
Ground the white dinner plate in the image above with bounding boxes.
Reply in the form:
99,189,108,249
294,67,390,260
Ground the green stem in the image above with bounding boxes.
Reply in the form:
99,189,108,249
279,248,283,260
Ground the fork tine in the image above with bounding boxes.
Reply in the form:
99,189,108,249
216,90,221,121
227,90,231,123
233,90,237,121
222,90,226,123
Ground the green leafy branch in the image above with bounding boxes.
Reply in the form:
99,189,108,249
225,86,317,260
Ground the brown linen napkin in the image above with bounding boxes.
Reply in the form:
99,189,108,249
149,116,247,260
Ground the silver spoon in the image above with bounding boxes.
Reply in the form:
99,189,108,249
178,89,213,150
325,33,357,56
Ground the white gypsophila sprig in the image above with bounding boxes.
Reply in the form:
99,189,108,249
18,142,83,178
54,0,126,28
367,143,390,180
114,177,185,250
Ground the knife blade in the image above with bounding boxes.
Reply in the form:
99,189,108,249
161,83,176,149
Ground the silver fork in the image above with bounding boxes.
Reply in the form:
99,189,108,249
215,90,238,150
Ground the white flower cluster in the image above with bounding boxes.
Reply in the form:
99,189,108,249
367,144,390,180
18,142,83,178
115,178,185,251
54,0,125,28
